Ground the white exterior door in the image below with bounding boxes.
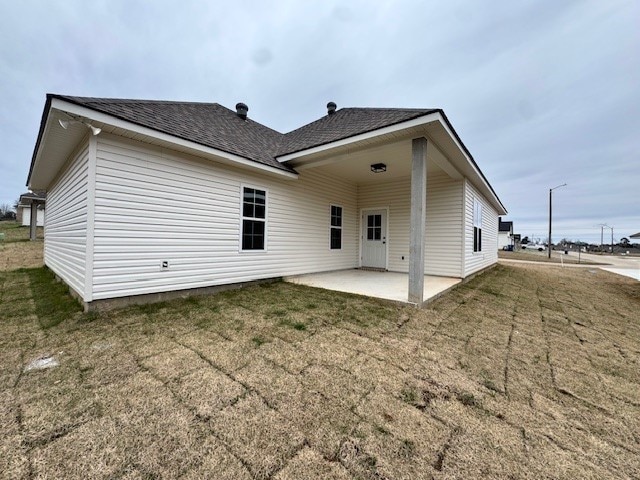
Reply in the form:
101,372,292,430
361,209,387,269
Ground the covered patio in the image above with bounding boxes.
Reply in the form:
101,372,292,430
284,269,461,306
278,108,506,306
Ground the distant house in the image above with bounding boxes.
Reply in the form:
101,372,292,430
497,217,513,249
17,191,46,227
27,94,507,309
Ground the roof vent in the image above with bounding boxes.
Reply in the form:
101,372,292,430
235,102,248,120
327,102,337,115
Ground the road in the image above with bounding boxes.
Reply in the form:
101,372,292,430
564,251,640,281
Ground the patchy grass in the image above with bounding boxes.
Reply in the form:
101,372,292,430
0,220,43,242
24,268,83,328
0,225,43,273
1,254,639,478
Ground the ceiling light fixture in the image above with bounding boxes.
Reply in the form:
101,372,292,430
370,163,387,173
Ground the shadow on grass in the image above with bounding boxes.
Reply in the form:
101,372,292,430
19,267,83,329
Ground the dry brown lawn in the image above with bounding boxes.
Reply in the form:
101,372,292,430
0,222,43,271
1,241,639,478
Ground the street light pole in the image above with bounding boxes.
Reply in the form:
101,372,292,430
548,183,567,259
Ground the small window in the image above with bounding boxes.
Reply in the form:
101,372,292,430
330,205,342,250
241,187,266,250
473,199,482,253
367,214,382,241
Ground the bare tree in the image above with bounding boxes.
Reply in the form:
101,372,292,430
0,203,16,220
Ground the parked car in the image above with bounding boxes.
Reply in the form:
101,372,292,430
522,244,547,252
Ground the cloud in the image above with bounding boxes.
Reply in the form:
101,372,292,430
0,0,637,243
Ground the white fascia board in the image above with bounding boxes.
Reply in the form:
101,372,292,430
276,112,442,163
435,113,506,215
50,98,298,180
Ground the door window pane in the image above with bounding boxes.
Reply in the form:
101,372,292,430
367,214,382,241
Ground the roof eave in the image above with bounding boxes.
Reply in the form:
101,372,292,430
28,96,298,189
26,94,54,187
275,111,442,162
276,111,507,216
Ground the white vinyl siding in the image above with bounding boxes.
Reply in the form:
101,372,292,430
498,231,512,249
357,170,463,277
464,179,498,276
91,134,358,300
44,142,89,297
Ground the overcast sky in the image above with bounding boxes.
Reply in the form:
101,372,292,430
1,0,637,243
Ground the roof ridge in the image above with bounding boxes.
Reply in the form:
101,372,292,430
282,106,439,137
53,94,221,106
340,106,439,112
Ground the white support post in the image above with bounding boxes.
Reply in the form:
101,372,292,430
409,137,427,306
29,202,37,241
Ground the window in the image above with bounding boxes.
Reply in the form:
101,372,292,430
330,205,342,249
473,198,482,252
367,214,382,241
241,187,266,250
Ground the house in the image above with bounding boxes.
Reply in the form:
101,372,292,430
497,217,514,249
27,95,507,310
16,191,46,236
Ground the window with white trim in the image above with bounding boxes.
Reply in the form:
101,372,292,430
473,198,482,252
241,187,266,250
330,205,342,250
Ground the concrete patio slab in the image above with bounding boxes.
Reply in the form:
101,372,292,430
284,269,461,305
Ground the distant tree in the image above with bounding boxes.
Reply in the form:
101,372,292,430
0,203,16,220
521,236,529,244
619,237,630,247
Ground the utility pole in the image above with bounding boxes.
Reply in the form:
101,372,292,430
611,226,614,254
548,183,567,259
598,224,608,253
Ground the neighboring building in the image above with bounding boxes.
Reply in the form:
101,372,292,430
631,232,640,240
17,191,46,226
27,94,507,309
497,217,513,249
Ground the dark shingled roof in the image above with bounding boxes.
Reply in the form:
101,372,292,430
30,95,506,213
279,107,439,156
52,95,293,173
499,217,513,232
19,191,46,201
49,96,440,169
